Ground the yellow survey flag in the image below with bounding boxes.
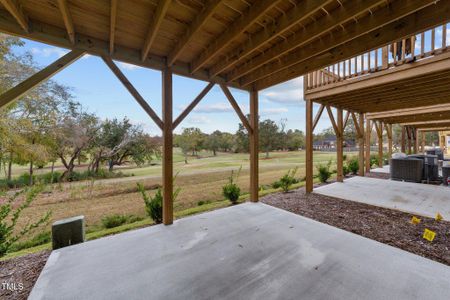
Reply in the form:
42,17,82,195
435,212,443,222
423,229,436,242
411,216,421,225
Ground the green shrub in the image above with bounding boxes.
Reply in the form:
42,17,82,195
137,175,180,224
316,160,332,183
0,186,52,257
273,167,299,193
222,167,241,204
138,185,163,224
347,157,359,174
101,214,128,228
369,154,378,168
343,164,350,176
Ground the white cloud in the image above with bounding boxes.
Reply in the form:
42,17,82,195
81,54,92,60
261,107,288,115
118,62,142,70
31,47,69,58
185,115,211,125
261,77,303,104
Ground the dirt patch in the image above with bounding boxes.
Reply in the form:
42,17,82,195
261,187,450,266
0,250,50,300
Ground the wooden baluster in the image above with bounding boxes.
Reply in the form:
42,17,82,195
442,24,447,49
348,59,351,77
360,55,364,73
420,32,425,57
410,36,415,59
431,28,435,53
393,42,397,64
343,60,346,79
382,46,388,69
401,39,406,62
354,57,357,76
375,49,378,71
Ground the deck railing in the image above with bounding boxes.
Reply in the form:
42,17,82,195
305,23,449,90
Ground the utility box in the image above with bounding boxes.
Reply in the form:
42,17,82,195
52,215,85,250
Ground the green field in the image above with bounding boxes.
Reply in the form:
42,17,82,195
2,149,350,259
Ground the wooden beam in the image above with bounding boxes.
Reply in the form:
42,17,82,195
305,98,313,193
167,0,222,66
173,82,214,129
0,50,84,108
249,89,259,202
102,56,163,130
358,113,365,176
336,108,344,182
162,65,173,225
0,9,246,91
365,118,371,171
312,104,325,131
243,0,434,87
141,0,171,61
227,0,385,82
57,0,75,44
210,0,332,77
220,84,253,134
343,111,350,130
254,0,449,90
190,0,280,73
351,112,362,137
326,106,339,135
0,0,28,32
109,0,118,54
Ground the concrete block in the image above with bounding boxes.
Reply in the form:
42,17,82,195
52,215,85,250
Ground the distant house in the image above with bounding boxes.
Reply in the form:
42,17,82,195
313,136,356,150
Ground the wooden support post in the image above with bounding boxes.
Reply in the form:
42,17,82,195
407,127,412,154
365,119,371,172
0,50,84,108
382,46,388,69
421,131,425,153
249,90,259,202
387,124,393,159
358,113,365,176
401,126,406,153
336,108,343,182
377,122,383,168
414,129,418,154
162,65,173,225
305,99,313,193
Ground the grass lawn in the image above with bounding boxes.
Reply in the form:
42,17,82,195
2,150,349,259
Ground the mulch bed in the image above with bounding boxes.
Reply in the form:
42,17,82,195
261,187,450,266
0,250,50,300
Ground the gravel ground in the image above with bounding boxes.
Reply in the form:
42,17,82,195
261,187,450,266
0,251,50,300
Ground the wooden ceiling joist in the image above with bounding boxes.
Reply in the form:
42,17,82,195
57,0,75,44
167,0,222,66
244,0,437,88
109,0,117,54
227,0,385,83
0,0,28,33
209,0,334,77
190,0,281,73
255,0,450,90
141,0,171,62
0,0,448,93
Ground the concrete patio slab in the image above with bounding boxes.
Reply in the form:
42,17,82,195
30,203,450,300
371,165,390,174
315,176,450,219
